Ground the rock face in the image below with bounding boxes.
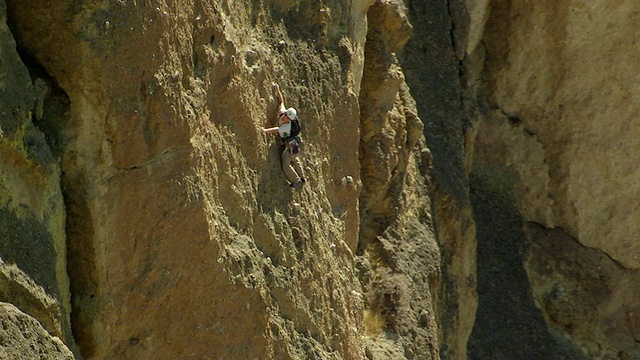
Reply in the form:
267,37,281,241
357,1,441,358
469,0,640,358
397,1,478,358
4,0,371,358
2,0,444,358
3,0,638,359
0,0,76,355
0,302,74,360
479,0,640,269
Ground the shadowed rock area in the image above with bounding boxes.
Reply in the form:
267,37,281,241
1,0,640,359
467,164,587,359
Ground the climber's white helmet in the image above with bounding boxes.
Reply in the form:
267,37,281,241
286,107,297,120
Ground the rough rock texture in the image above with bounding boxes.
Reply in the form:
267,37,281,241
0,259,65,347
357,1,441,359
3,0,450,359
0,0,76,355
467,165,587,359
479,0,640,269
0,302,74,360
398,1,478,358
8,0,640,359
470,0,640,358
3,0,393,358
525,224,640,359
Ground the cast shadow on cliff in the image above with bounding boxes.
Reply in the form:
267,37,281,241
467,162,588,360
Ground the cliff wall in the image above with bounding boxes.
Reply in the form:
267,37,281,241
469,1,640,358
0,0,76,357
0,0,442,358
2,0,639,359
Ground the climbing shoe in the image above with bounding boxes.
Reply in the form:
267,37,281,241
290,178,306,188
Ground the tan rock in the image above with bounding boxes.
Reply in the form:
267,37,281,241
474,0,640,357
0,0,472,358
481,1,640,269
358,1,441,359
0,302,74,360
397,0,479,357
7,0,372,358
0,259,64,341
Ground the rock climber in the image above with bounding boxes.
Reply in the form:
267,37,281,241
261,83,307,188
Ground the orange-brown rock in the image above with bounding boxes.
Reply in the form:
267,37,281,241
15,0,640,358
4,0,375,358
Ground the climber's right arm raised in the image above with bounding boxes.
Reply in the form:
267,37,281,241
274,83,286,115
